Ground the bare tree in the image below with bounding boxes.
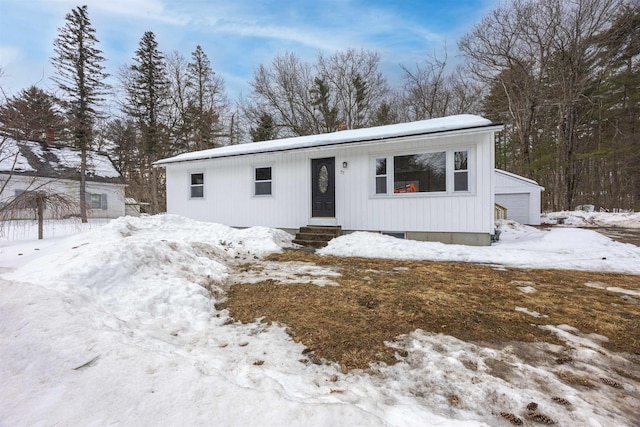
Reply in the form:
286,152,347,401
400,54,451,120
165,51,192,154
246,52,318,137
460,0,623,210
245,49,392,139
316,48,389,129
0,189,74,239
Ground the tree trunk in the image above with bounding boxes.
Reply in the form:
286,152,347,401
80,147,88,223
37,196,44,240
150,155,158,214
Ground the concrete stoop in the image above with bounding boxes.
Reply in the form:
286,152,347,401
292,225,342,249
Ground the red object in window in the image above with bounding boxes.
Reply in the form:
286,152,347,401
394,183,417,193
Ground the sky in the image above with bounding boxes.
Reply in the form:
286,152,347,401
0,213,639,426
0,0,499,103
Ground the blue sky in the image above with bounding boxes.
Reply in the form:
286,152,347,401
0,0,499,102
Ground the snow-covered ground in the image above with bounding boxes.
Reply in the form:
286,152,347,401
1,213,639,426
542,209,640,228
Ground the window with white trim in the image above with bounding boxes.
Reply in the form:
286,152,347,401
190,173,204,198
375,158,387,194
454,151,469,191
86,192,108,209
373,149,473,195
394,152,446,193
254,167,272,196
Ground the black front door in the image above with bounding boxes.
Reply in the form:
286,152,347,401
311,157,335,217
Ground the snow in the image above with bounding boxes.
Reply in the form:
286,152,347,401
0,138,34,172
1,213,639,426
155,114,496,165
319,219,640,275
0,137,121,178
543,210,640,228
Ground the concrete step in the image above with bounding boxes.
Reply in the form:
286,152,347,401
293,225,342,248
292,239,331,249
298,226,342,236
294,232,339,242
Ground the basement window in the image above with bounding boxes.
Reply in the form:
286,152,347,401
254,167,272,196
190,173,204,198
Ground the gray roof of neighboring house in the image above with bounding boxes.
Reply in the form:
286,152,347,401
0,136,124,184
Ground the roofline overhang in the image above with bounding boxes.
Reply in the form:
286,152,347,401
154,122,503,167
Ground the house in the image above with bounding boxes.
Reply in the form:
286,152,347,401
155,115,503,246
494,169,544,225
0,135,125,219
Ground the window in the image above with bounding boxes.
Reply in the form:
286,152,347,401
86,193,107,209
375,158,387,194
190,173,204,198
254,167,272,196
394,152,446,193
454,151,468,191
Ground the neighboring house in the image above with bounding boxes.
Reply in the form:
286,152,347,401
0,136,125,219
156,115,503,246
494,169,544,225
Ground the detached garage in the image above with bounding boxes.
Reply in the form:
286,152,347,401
494,169,544,225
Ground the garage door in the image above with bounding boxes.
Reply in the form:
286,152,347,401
495,193,530,224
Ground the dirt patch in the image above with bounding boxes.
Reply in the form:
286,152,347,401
591,227,640,246
218,250,640,370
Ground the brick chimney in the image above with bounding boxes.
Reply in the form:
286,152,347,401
337,121,348,131
45,127,55,145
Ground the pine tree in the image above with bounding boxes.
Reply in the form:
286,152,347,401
310,77,339,133
125,31,169,213
187,45,225,149
51,5,109,222
0,86,66,141
250,112,277,142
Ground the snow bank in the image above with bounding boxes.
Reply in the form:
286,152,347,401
543,210,640,228
1,214,639,426
319,220,640,274
0,215,491,426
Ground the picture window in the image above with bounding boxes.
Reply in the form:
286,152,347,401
394,152,446,193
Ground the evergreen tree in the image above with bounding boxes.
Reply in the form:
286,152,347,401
310,77,339,132
250,112,277,142
593,3,640,209
369,101,398,127
187,45,225,149
51,5,109,222
0,86,66,141
125,31,169,213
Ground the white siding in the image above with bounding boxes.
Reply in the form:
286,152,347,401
494,170,543,225
166,127,497,236
0,175,125,219
495,193,530,225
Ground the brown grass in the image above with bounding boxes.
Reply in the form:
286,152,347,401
217,250,640,370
